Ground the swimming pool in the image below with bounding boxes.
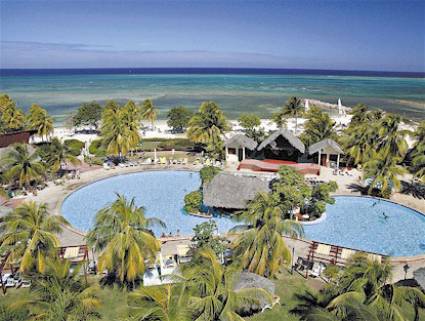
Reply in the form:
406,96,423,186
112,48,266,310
62,172,425,257
61,170,237,236
303,196,425,257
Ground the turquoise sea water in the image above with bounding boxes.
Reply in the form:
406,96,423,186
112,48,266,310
1,69,424,122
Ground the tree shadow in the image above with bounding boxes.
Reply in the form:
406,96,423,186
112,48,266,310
400,180,425,200
346,183,384,196
347,183,368,194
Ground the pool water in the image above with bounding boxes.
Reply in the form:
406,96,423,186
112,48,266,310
61,171,237,236
62,171,425,257
303,196,425,257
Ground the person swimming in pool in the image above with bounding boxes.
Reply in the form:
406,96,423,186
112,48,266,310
382,212,389,220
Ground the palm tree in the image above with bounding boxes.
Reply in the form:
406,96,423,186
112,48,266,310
123,100,142,153
363,151,406,197
184,248,273,321
232,192,303,277
187,101,230,158
280,96,304,135
0,201,69,273
293,254,425,321
27,104,54,142
349,103,369,125
271,111,287,128
1,103,25,131
101,102,132,158
38,137,80,175
377,114,409,159
86,194,164,286
410,121,425,182
128,284,190,321
141,99,158,129
0,94,16,113
27,259,101,321
301,106,337,146
1,143,45,190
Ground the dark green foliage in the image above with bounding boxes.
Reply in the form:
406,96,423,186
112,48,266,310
167,106,193,133
64,139,84,156
184,190,203,214
200,166,221,185
156,138,194,151
292,254,425,321
0,302,29,321
272,166,312,217
308,181,338,217
192,220,226,257
73,101,103,129
89,139,107,156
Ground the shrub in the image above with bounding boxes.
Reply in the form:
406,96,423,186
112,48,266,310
200,166,221,185
184,190,203,214
322,264,340,281
89,139,106,156
64,139,84,156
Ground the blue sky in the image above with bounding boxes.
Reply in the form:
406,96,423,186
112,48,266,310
1,0,424,71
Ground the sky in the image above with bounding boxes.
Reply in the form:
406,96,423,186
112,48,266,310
1,0,424,71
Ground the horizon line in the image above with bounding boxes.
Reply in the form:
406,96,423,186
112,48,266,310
1,67,424,77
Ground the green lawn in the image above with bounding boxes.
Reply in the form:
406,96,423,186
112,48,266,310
248,270,318,321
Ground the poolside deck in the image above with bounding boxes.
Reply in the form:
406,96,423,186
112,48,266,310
238,159,320,175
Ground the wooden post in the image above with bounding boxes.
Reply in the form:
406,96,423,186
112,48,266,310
225,146,229,161
336,153,340,170
326,153,330,167
318,150,321,165
242,147,246,160
83,247,88,285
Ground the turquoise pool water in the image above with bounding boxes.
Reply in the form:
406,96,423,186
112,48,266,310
303,196,425,257
61,172,425,257
61,171,237,236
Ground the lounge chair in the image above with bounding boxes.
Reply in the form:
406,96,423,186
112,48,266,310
103,163,110,170
309,261,326,277
182,158,188,165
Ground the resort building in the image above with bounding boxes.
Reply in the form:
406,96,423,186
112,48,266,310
225,129,344,174
0,130,35,148
224,134,257,163
308,138,344,169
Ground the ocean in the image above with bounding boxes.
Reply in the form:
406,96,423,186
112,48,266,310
0,68,424,123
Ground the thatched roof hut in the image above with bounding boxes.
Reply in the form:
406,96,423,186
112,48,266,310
308,138,344,155
234,272,278,311
224,134,258,151
257,129,305,153
234,271,276,293
203,172,271,210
